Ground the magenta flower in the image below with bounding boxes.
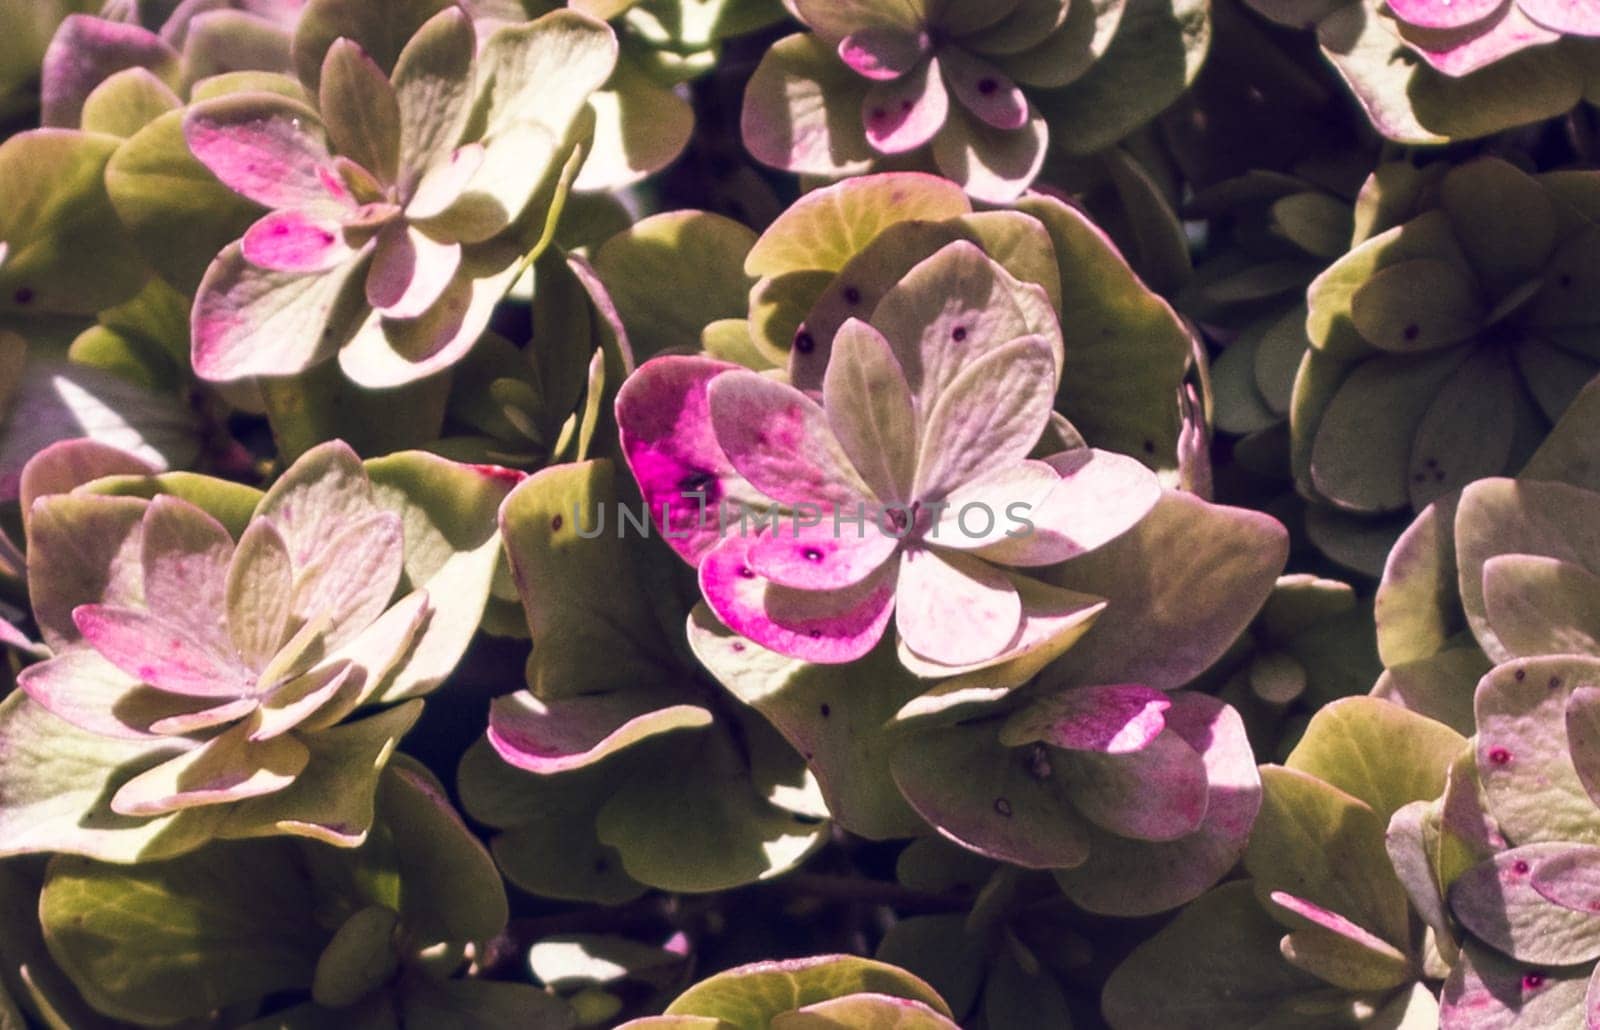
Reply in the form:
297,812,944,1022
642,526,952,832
617,241,1161,673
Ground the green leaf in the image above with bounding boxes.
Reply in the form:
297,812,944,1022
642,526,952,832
688,606,925,840
0,130,148,316
1283,696,1466,826
1033,0,1210,156
1246,765,1411,948
39,841,325,1024
311,905,400,1009
293,0,453,88
79,67,181,139
457,738,649,906
1016,194,1191,465
662,956,952,1028
378,756,508,943
1102,881,1323,1029
105,108,262,291
363,450,520,702
772,993,961,1029
592,211,757,360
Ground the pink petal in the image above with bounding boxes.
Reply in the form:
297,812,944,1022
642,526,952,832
748,520,900,590
939,48,1029,131
41,15,180,128
1396,6,1559,76
700,534,897,663
973,449,1162,566
839,28,929,80
139,495,233,655
366,224,462,319
913,336,1058,502
1270,891,1401,950
73,604,253,698
1518,0,1600,33
17,649,189,740
863,56,949,154
241,210,353,273
930,459,1062,551
1387,0,1505,30
183,93,352,213
615,355,751,566
707,369,874,509
1008,684,1173,754
895,547,1021,666
930,104,1049,204
1059,726,1210,841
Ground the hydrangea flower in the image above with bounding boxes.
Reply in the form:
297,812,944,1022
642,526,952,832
0,440,516,861
185,6,616,387
617,240,1161,672
14,441,427,822
1383,0,1600,77
741,1,1071,202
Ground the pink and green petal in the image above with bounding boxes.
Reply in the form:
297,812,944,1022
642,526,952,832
749,520,901,591
318,38,401,186
862,57,949,155
708,370,875,510
1057,727,1210,841
929,105,1049,204
1394,6,1559,77
487,692,714,774
183,92,353,214
241,210,357,273
999,683,1171,753
700,534,897,664
74,604,253,699
139,494,234,655
41,16,181,128
227,519,294,671
1528,841,1600,912
1481,553,1600,658
392,7,478,178
251,663,355,740
824,319,918,503
741,34,874,178
110,717,309,817
616,356,753,566
148,697,261,736
791,0,930,43
25,494,149,651
254,439,374,569
939,48,1029,130
839,28,930,80
913,336,1057,501
288,510,404,649
366,224,462,319
973,449,1161,567
895,548,1021,667
17,649,196,741
1451,843,1600,965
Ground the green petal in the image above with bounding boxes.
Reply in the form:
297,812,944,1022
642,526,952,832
663,955,952,1027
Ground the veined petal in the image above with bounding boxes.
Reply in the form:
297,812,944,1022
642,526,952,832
930,459,1061,551
109,717,308,817
707,369,875,509
251,662,355,740
895,547,1021,666
139,495,233,655
241,210,356,273
863,56,948,154
393,7,477,177
748,519,900,590
253,440,373,569
913,336,1056,502
227,519,294,671
74,604,252,698
318,38,400,186
972,449,1162,566
288,511,404,650
824,318,917,503
366,223,462,319
939,48,1029,130
183,92,353,214
700,534,896,663
18,648,201,740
